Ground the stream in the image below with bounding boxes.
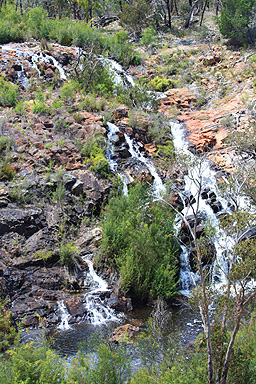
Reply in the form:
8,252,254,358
5,42,253,359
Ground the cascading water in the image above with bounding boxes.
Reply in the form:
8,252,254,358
101,57,135,87
56,257,119,330
83,257,119,325
170,121,237,292
1,43,67,81
106,122,129,195
31,51,67,80
124,133,166,198
58,300,71,331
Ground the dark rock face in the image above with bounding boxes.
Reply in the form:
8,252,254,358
0,206,45,237
0,167,111,328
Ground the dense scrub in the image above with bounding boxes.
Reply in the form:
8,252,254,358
98,183,179,301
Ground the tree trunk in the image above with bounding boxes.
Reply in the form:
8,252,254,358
220,319,241,384
184,0,199,28
166,0,172,29
200,0,208,26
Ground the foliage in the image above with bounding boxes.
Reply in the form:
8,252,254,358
0,5,26,44
141,27,156,46
60,80,79,103
34,248,53,261
150,77,174,92
115,83,160,110
119,0,151,36
0,342,65,384
0,301,19,353
219,0,256,44
99,183,179,300
59,241,80,268
81,136,109,177
0,78,18,107
66,334,131,384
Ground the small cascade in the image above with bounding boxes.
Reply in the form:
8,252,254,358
106,122,129,195
31,51,67,80
58,300,71,331
124,133,166,198
170,121,235,290
83,257,119,325
1,43,67,81
179,246,199,296
101,58,135,87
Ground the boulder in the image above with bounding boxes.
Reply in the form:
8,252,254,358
65,297,87,317
110,324,140,344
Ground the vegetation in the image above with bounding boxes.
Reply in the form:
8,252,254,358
99,183,179,300
0,0,256,382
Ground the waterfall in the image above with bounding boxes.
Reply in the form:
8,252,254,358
31,51,67,80
124,133,166,198
170,121,237,291
106,122,129,195
101,57,135,87
58,300,71,330
1,43,67,80
83,257,119,325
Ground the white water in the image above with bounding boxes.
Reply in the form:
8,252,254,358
124,133,166,198
58,300,71,331
106,122,129,195
1,43,67,81
83,257,119,325
31,51,67,80
101,57,135,87
170,121,236,292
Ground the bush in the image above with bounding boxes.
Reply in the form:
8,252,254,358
99,183,179,300
59,241,80,268
120,0,151,36
3,343,65,384
0,301,19,353
81,137,109,177
150,77,174,92
219,0,255,44
0,78,18,107
0,5,26,44
28,6,49,39
60,80,79,103
141,27,156,45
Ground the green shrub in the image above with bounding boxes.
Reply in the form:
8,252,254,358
150,77,173,92
0,301,19,353
28,6,48,39
219,0,255,44
32,100,49,114
0,5,26,44
81,137,109,178
0,78,18,107
141,27,156,45
59,241,80,268
99,183,179,300
60,80,79,103
5,343,65,384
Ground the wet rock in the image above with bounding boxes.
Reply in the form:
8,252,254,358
109,292,133,312
65,297,87,317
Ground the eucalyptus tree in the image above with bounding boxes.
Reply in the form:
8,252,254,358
161,148,256,384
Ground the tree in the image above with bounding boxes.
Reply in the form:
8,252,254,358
161,150,256,384
219,0,256,44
